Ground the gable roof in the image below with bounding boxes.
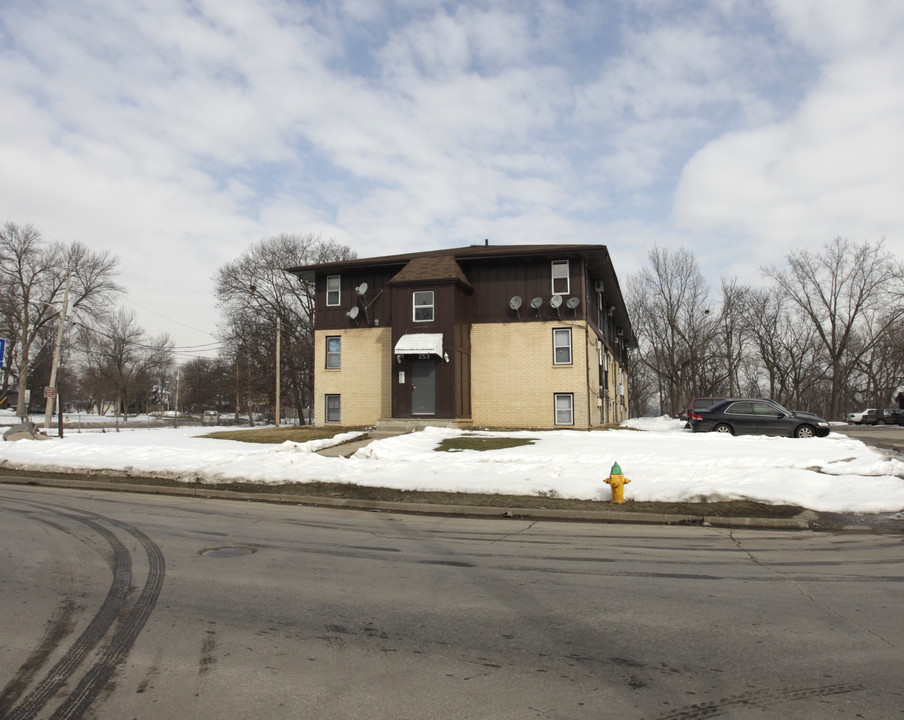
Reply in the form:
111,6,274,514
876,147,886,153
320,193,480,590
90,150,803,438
389,254,472,288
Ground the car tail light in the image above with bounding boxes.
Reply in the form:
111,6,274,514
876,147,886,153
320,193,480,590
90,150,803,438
690,413,703,421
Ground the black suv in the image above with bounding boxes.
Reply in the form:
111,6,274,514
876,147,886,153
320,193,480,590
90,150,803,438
861,408,904,426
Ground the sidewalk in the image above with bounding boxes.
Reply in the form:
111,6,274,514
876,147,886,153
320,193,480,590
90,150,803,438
314,429,405,457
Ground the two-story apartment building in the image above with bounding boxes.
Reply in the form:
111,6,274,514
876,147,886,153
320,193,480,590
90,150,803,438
288,243,635,429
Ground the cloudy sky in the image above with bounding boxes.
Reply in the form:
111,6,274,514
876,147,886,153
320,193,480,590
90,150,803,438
2,0,902,357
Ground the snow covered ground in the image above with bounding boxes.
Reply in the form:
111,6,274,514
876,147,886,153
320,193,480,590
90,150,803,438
0,414,902,513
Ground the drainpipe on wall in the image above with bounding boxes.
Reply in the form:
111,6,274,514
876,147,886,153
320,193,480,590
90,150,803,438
585,321,593,429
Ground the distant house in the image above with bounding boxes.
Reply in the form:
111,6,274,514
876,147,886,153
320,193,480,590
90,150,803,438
287,244,635,429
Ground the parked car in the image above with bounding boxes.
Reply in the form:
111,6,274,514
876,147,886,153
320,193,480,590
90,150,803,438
680,397,725,424
201,410,219,426
689,398,830,438
845,408,875,424
859,408,904,426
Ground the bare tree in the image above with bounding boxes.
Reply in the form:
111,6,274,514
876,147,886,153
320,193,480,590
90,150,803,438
764,237,904,419
0,222,121,416
716,278,751,398
177,356,235,414
77,309,173,418
214,233,355,419
626,348,658,417
626,246,721,415
854,307,904,409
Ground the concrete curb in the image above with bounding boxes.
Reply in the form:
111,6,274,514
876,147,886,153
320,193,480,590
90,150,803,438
0,473,814,530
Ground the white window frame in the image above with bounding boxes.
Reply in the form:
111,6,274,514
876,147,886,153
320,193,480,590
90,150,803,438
326,275,341,307
553,328,572,365
413,290,435,322
554,393,574,426
326,336,341,369
325,394,341,423
551,260,570,295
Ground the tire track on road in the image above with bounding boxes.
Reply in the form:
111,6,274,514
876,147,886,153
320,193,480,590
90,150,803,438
1,501,165,720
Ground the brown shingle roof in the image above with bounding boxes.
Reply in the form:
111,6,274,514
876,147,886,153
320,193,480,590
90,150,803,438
389,255,472,288
286,243,603,275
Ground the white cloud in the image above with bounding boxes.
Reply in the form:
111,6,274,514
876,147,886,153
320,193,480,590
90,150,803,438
768,0,904,54
1,0,903,355
673,42,904,259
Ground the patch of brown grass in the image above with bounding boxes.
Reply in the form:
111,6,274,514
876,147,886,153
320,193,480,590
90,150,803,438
434,436,536,452
201,426,367,444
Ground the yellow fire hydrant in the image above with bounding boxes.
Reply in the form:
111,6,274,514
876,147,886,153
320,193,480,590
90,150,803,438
605,461,631,503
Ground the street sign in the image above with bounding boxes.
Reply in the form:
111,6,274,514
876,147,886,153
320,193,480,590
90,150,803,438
44,386,56,399
0,338,5,368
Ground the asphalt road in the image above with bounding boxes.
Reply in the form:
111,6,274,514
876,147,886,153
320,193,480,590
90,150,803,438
1,485,902,720
834,423,904,455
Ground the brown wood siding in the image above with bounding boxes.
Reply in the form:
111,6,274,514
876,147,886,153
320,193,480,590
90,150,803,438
314,268,400,330
390,282,458,418
461,256,586,324
454,286,472,418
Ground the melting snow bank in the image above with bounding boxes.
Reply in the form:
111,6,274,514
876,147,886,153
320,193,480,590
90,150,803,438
0,420,902,513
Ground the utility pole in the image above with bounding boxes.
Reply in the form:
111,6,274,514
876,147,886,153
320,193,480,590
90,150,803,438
275,317,281,428
44,266,72,430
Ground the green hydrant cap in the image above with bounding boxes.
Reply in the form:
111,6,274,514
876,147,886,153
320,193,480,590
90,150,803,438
611,461,622,475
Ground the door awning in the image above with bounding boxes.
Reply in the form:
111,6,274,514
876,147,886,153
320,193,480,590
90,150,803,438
394,333,443,357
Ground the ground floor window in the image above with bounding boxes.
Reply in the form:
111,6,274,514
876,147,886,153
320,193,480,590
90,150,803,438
325,394,341,423
554,393,574,426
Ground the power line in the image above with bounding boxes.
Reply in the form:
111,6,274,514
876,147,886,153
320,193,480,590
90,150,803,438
69,319,227,355
119,295,220,340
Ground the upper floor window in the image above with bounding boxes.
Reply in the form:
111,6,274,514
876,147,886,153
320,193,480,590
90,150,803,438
551,260,569,295
326,275,341,306
553,328,572,365
413,291,434,322
326,336,341,368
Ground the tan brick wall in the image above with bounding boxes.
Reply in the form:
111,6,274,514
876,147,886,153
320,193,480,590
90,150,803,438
314,328,391,425
471,322,595,429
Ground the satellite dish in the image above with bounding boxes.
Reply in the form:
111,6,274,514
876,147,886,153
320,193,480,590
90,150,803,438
530,297,543,310
356,282,368,296
566,297,580,309
347,306,359,319
550,294,563,309
509,295,522,319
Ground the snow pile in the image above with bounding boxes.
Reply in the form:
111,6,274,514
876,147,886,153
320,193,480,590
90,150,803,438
0,419,902,513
